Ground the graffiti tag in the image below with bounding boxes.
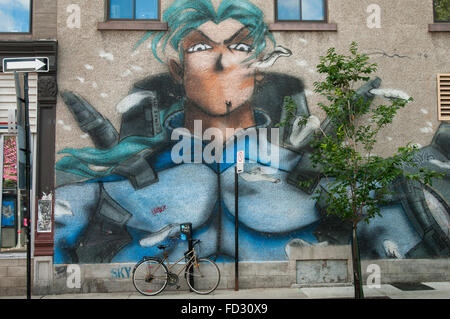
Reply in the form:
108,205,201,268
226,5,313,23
152,205,167,216
111,266,132,279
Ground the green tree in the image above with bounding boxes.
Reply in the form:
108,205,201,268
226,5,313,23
280,42,441,299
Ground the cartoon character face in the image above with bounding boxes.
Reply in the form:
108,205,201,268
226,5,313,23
170,19,257,116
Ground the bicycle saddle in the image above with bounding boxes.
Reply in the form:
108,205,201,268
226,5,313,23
157,245,168,250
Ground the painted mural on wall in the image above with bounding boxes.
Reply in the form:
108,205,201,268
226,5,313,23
54,0,450,264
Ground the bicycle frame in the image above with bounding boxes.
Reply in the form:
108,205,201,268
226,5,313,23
133,239,220,296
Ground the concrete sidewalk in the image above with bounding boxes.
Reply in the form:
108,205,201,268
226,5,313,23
1,282,450,299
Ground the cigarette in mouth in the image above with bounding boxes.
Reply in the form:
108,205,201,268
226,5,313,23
249,45,293,69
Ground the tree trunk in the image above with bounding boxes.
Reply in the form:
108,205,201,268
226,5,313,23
351,224,364,299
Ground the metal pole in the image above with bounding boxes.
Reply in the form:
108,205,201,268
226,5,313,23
188,224,194,292
23,72,31,300
234,166,239,291
216,162,222,258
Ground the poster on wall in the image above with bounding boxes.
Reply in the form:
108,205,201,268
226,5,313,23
2,136,17,189
1,199,15,227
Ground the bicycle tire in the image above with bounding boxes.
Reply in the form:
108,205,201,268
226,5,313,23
132,258,168,296
185,258,220,295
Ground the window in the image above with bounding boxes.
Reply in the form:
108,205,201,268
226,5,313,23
271,0,335,31
434,0,450,22
99,0,166,31
1,135,20,249
0,73,38,134
276,0,326,22
0,72,38,250
108,0,159,20
0,0,32,33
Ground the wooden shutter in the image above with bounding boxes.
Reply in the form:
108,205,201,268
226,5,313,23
0,73,38,133
438,74,450,121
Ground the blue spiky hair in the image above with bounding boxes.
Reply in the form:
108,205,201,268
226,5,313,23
135,0,276,63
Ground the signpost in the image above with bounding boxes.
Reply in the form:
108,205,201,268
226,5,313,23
2,57,49,300
236,150,244,174
235,150,244,291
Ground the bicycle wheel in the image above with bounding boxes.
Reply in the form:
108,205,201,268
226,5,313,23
185,258,220,295
132,258,168,296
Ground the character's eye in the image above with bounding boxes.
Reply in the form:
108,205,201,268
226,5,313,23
228,43,252,53
187,43,213,53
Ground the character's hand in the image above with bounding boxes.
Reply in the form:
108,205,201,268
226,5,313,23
139,224,180,247
60,91,119,150
286,77,383,194
115,90,157,114
369,88,410,101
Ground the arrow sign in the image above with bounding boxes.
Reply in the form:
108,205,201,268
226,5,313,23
2,57,49,73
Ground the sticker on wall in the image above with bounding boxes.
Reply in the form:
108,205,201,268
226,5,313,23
37,193,52,233
1,200,15,227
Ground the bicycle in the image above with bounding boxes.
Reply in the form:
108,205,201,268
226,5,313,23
132,239,221,296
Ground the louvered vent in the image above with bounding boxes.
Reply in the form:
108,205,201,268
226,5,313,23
438,74,450,121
